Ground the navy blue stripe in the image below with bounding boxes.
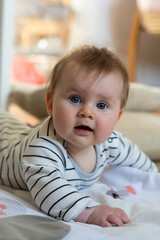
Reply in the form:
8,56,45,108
67,172,102,183
48,191,78,215
0,145,9,152
116,145,131,166
47,117,52,136
129,152,141,167
34,171,61,201
98,163,104,170
112,131,117,136
119,137,125,148
12,146,22,189
65,167,75,171
102,148,109,153
24,166,31,174
20,133,29,136
18,141,27,185
30,169,58,192
139,157,147,169
28,144,63,163
37,130,40,138
39,137,66,168
24,138,29,151
62,196,90,220
40,183,71,210
0,157,5,185
146,161,153,172
59,210,62,218
6,147,13,187
109,146,118,150
104,157,109,164
30,132,36,142
0,138,7,141
23,154,58,163
26,167,43,183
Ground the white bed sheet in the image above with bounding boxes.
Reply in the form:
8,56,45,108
0,166,160,240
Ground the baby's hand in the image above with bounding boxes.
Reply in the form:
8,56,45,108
86,205,130,227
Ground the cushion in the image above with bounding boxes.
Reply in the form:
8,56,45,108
126,83,160,111
116,111,160,161
8,84,48,119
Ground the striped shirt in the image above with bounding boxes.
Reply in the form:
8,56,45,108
0,109,157,221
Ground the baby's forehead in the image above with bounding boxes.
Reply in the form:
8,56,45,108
60,62,98,85
61,61,123,84
59,62,123,91
62,61,103,80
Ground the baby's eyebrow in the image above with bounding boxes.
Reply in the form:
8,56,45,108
66,86,88,94
98,94,119,106
97,93,114,101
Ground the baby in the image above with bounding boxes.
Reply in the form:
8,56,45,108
0,45,157,227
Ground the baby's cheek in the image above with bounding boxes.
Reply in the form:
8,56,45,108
53,111,71,135
95,123,113,143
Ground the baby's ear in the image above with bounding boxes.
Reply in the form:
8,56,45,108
117,110,123,122
46,93,53,116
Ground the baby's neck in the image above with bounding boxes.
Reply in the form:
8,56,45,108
67,145,97,174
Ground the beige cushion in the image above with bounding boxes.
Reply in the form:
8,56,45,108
126,83,160,111
8,84,48,119
116,111,160,161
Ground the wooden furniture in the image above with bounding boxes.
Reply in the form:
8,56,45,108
13,0,73,82
14,0,72,53
128,7,160,82
19,17,71,49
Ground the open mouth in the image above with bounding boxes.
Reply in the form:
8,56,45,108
74,125,93,132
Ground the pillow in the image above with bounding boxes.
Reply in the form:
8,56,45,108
126,83,160,111
116,111,160,161
8,84,48,119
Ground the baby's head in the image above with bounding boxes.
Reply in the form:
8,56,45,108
47,45,129,109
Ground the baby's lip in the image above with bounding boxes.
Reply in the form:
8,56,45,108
74,125,94,132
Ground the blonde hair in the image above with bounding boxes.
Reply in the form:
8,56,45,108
47,45,129,108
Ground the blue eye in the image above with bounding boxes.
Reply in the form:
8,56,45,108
97,103,107,110
70,96,80,104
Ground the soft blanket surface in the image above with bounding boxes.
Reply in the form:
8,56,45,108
0,166,160,240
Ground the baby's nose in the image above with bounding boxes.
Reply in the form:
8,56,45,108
78,107,94,120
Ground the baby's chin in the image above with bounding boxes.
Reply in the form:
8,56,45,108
65,139,95,150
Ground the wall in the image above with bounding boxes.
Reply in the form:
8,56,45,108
0,0,160,109
70,0,160,86
138,32,160,86
70,0,135,56
0,0,15,109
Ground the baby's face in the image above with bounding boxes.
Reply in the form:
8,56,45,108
47,62,123,151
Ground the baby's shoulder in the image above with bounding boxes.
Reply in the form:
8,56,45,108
100,131,126,150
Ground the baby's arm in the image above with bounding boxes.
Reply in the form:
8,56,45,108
74,205,130,227
22,151,130,226
108,131,158,172
22,136,131,227
22,144,98,222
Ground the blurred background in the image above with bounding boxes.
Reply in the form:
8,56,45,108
0,0,160,169
0,0,160,108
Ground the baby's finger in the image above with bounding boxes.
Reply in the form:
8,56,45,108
115,209,131,224
119,212,131,224
121,214,131,224
100,220,113,228
107,215,124,227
